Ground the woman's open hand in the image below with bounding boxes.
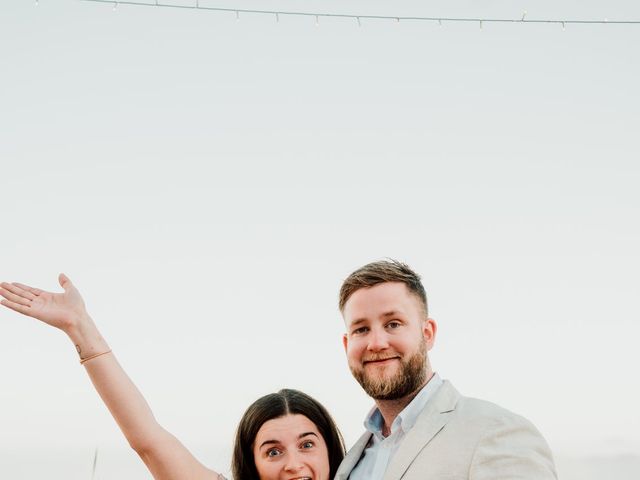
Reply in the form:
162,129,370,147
0,274,88,332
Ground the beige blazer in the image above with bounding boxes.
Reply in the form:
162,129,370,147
335,381,557,480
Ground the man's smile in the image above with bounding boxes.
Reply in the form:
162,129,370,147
363,356,400,366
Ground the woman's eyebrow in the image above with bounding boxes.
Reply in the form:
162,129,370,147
259,439,280,448
259,431,319,448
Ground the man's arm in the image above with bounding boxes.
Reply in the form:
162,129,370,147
469,413,557,480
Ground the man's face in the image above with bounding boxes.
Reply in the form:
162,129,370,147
342,282,436,400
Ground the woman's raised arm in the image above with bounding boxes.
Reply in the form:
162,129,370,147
0,274,221,480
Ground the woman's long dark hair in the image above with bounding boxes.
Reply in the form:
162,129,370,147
232,389,345,480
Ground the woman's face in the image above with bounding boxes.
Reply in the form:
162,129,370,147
253,413,330,480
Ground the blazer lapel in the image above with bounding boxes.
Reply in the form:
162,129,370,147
334,431,372,480
383,381,460,480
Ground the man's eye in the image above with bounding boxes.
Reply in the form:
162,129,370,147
266,448,282,457
353,327,368,335
387,321,400,329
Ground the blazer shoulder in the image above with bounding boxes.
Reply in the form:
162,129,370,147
447,394,550,445
457,395,529,423
461,398,557,479
435,381,542,433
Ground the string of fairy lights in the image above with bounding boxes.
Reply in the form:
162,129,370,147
69,0,640,29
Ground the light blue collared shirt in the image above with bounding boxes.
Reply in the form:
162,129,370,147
348,373,443,480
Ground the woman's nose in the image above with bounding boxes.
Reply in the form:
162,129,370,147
284,451,304,472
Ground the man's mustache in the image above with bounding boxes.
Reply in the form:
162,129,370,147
362,354,401,363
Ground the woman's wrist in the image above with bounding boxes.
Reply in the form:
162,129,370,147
65,314,110,360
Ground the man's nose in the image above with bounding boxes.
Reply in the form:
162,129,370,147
367,327,390,351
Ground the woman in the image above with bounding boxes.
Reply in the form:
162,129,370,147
0,274,345,480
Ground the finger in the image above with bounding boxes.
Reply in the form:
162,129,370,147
11,282,43,297
58,273,72,291
0,287,32,307
1,282,37,300
0,299,32,316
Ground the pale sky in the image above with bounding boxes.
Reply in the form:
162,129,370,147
1,0,639,478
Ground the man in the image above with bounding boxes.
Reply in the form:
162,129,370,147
335,260,557,480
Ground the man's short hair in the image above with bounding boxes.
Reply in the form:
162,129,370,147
339,259,428,316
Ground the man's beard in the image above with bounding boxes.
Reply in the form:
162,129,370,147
350,342,427,400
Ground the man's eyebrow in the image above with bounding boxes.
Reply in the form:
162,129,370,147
349,318,368,327
349,311,402,327
259,432,318,448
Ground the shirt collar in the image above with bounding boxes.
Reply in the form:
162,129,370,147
363,373,443,438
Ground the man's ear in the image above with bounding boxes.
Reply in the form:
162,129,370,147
423,317,437,350
342,333,349,353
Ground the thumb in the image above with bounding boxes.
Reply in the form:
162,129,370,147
58,273,72,291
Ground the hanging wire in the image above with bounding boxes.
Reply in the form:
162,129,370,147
81,0,640,26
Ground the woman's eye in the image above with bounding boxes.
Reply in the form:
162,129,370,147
387,321,400,329
301,441,315,449
266,448,281,457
